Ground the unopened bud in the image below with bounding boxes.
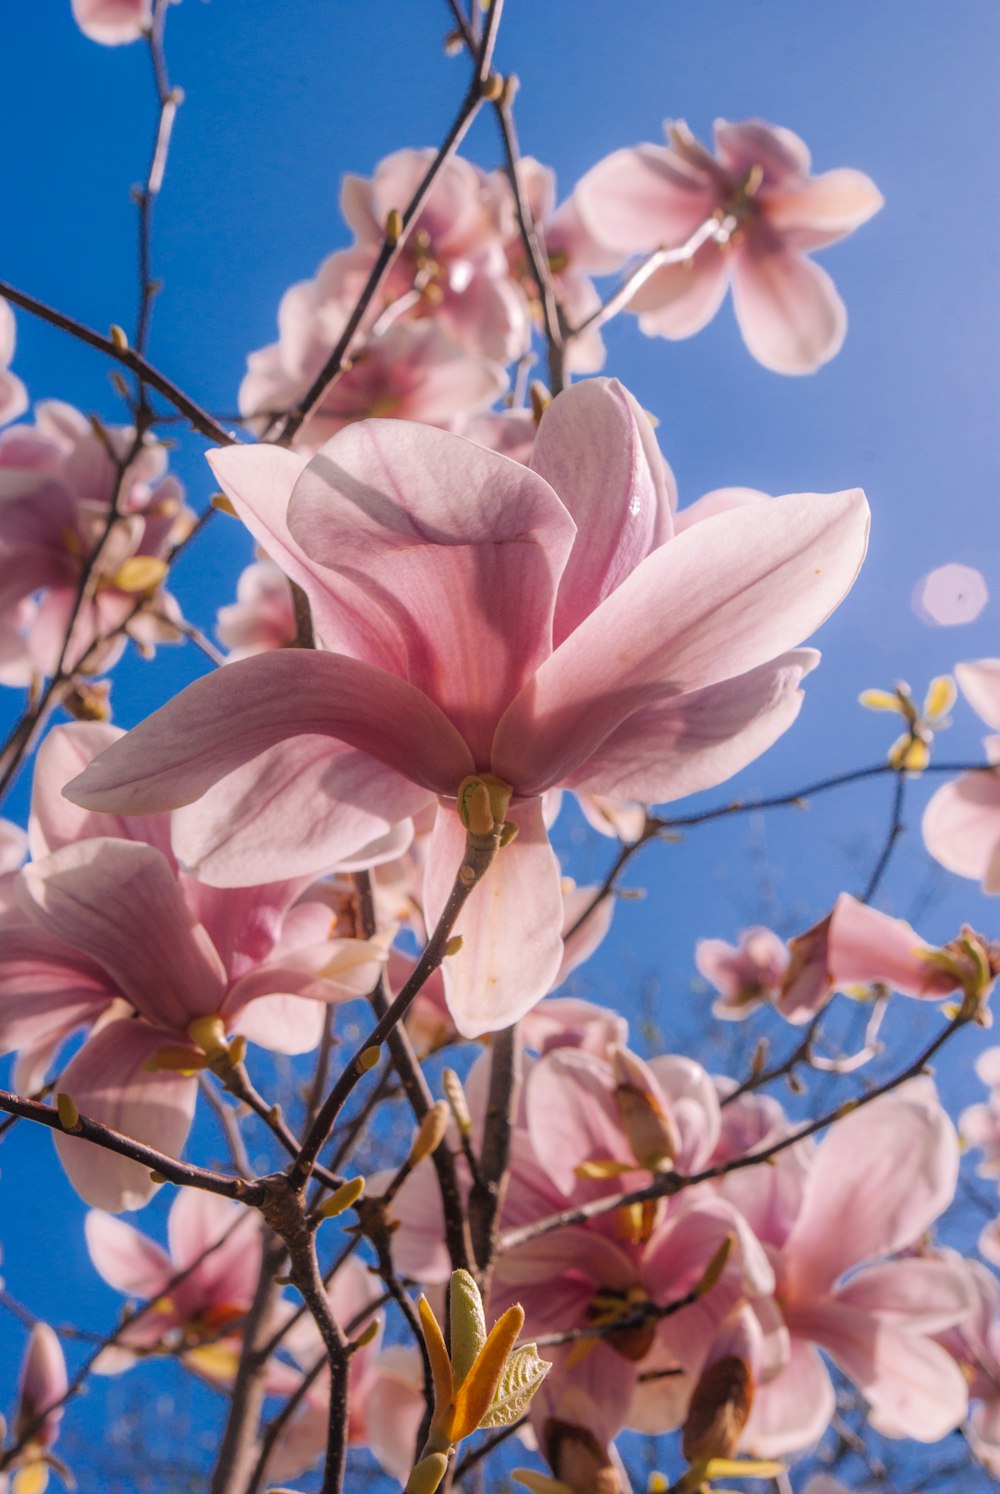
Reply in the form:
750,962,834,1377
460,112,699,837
443,28,463,55
358,1045,381,1072
481,73,504,101
148,1170,168,1185
442,1068,472,1135
350,1317,380,1351
410,1102,450,1166
56,1093,82,1133
444,935,464,957
405,1452,450,1494
211,492,238,516
682,1354,753,1465
501,73,520,107
317,1176,366,1220
385,208,404,245
529,381,551,423
110,324,129,350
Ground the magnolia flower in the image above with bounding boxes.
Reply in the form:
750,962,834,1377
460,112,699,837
0,299,28,428
215,560,297,660
960,1047,1000,1184
0,402,192,678
85,1190,267,1380
1,723,388,1209
575,118,882,373
935,1256,1000,1476
71,0,153,44
695,926,789,1020
923,660,1000,891
68,377,869,1036
6,1323,69,1494
726,1082,971,1455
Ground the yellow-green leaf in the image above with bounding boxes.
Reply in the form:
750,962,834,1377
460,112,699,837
451,1303,524,1441
449,1268,487,1387
479,1342,551,1429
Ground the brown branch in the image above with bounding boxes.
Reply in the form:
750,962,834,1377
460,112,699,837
468,1022,519,1284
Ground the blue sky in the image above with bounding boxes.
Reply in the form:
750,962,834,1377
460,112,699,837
0,1,998,1487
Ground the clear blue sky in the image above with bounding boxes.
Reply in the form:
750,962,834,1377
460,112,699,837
0,2,998,1487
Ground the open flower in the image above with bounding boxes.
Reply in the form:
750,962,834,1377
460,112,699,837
575,119,882,373
68,378,869,1036
923,660,1000,891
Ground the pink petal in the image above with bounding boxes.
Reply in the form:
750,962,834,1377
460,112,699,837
17,840,227,1029
54,1019,198,1211
29,722,174,863
834,1258,973,1332
795,1298,968,1442
493,489,868,794
574,145,717,255
524,1047,639,1197
422,797,564,1037
713,119,813,186
0,921,118,1056
530,379,674,644
742,1336,836,1458
65,649,474,814
826,893,956,998
17,1324,67,1449
765,168,884,251
286,420,575,763
566,648,817,803
922,772,1000,890
171,734,430,887
731,241,847,375
229,993,326,1054
784,1082,959,1298
628,243,731,340
85,1211,173,1297
168,1189,262,1308
957,659,1000,730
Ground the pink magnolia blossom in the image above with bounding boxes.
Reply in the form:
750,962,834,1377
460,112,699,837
960,1047,1000,1184
776,892,966,1024
2,1322,70,1493
575,119,882,374
72,0,153,43
0,299,28,428
340,148,529,364
0,402,192,678
695,926,789,1021
924,660,1000,891
85,1189,268,1380
725,1082,971,1455
935,1256,1000,1476
68,378,868,1037
215,559,297,660
1,722,387,1210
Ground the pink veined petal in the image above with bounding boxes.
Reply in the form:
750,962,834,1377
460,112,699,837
524,1047,639,1198
826,893,956,998
956,659,1000,731
84,1212,174,1298
422,797,564,1037
765,168,884,251
530,379,674,644
29,721,174,863
730,240,847,375
783,1082,959,1298
574,145,718,255
629,242,731,341
493,489,868,795
0,921,119,1056
228,993,326,1054
566,648,817,804
17,840,227,1030
54,1019,198,1211
167,1190,262,1310
65,649,475,815
17,1324,68,1448
794,1298,969,1443
922,772,1000,888
672,486,770,533
172,734,429,888
647,1055,722,1172
205,444,387,663
713,118,813,186
286,419,575,764
741,1336,836,1458
834,1257,973,1333
555,882,616,989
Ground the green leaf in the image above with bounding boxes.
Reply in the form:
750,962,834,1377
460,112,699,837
479,1343,551,1429
449,1269,487,1387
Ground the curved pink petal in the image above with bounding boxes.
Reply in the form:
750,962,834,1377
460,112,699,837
229,993,326,1054
574,145,717,255
168,1190,262,1308
795,1298,968,1442
286,420,575,763
629,243,731,340
66,649,475,814
72,0,151,44
826,893,957,998
0,922,118,1056
17,840,227,1029
922,772,1000,889
957,659,1000,730
784,1082,959,1298
17,1324,67,1448
713,119,813,187
835,1258,973,1332
530,379,674,644
742,1336,836,1458
85,1211,174,1298
55,1019,198,1211
525,1047,639,1197
566,648,817,803
494,489,868,794
171,734,430,887
29,722,174,862
422,797,564,1037
765,168,884,251
731,241,846,375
